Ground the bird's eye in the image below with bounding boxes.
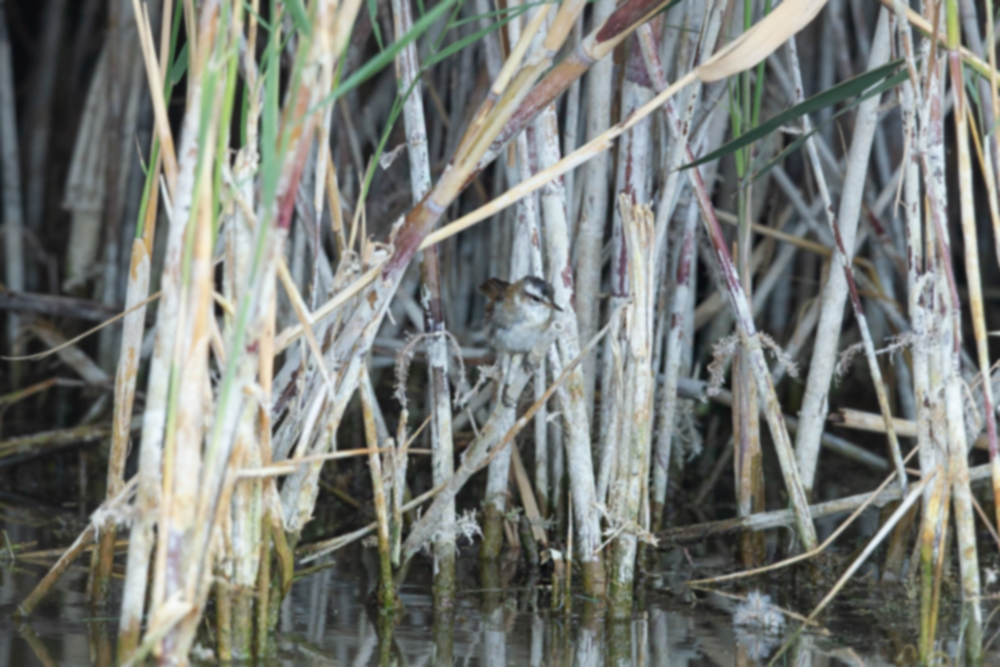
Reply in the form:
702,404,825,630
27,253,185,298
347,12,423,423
528,294,542,302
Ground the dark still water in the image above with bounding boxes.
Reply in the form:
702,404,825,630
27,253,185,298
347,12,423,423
1,508,995,665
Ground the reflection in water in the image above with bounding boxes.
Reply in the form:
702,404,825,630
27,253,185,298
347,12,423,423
2,540,999,665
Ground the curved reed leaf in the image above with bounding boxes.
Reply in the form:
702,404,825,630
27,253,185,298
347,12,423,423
748,65,908,182
683,58,903,171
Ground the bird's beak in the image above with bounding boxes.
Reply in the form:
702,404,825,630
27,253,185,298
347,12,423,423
548,301,563,312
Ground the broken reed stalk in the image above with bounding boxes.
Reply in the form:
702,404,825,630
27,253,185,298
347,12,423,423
598,32,653,517
607,198,655,617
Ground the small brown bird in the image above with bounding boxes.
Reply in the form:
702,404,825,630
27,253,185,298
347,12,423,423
478,276,562,355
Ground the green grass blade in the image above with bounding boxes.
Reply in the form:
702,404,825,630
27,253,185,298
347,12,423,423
317,0,458,108
284,0,312,37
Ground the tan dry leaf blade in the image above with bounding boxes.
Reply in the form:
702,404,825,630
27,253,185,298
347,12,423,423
696,0,829,82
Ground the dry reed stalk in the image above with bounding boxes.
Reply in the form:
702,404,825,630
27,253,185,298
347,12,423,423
607,198,655,617
143,0,228,655
983,0,1000,305
530,104,565,517
62,47,109,291
116,0,185,653
911,2,984,653
786,31,908,495
17,525,98,618
24,320,109,385
531,101,601,586
223,6,265,650
895,37,940,652
652,202,699,530
95,1,145,373
510,443,547,544
23,0,66,237
596,310,624,508
224,148,265,665
94,0,172,608
360,367,396,611
938,176,984,666
793,7,891,494
731,0,766,570
921,468,950,661
561,15,582,231
158,103,219,660
892,9,950,629
599,34,654,515
831,407,991,451
947,0,1000,540
390,0,456,604
0,6,25,358
575,0,616,417
0,421,143,465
